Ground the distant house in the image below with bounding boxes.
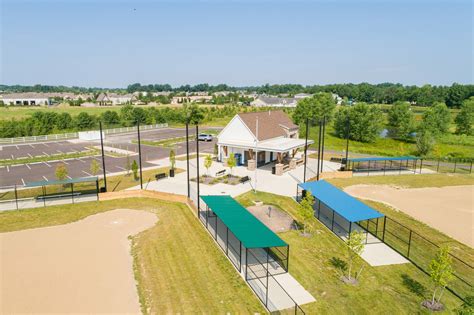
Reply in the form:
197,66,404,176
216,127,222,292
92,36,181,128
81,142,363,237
332,93,343,105
1,93,51,106
171,95,213,104
294,93,312,100
250,96,297,108
96,93,136,105
217,110,313,167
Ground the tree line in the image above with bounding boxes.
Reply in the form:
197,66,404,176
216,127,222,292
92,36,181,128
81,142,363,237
2,83,473,107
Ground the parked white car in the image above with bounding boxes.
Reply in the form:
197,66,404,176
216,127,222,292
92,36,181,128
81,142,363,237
198,134,213,141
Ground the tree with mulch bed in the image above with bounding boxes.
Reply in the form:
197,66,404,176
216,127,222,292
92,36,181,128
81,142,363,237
342,231,365,285
204,154,212,176
169,150,176,177
298,193,314,236
227,153,237,176
423,246,454,312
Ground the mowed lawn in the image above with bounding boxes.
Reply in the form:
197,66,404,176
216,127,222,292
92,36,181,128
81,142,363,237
236,191,464,314
0,198,265,314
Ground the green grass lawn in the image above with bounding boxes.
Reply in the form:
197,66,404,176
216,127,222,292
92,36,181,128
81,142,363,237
236,191,464,314
0,198,265,313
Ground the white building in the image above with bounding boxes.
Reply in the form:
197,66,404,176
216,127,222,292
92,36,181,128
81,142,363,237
250,96,297,108
96,93,136,105
1,93,51,106
217,110,313,170
294,93,312,99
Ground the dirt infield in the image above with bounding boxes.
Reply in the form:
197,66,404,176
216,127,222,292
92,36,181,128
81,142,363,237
1,209,157,314
344,185,474,247
247,205,294,232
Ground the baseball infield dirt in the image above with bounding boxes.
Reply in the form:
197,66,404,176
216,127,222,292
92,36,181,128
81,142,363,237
344,185,473,247
1,209,157,314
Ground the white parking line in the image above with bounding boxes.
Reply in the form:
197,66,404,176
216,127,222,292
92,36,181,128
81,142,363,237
15,145,19,150
43,161,51,167
21,178,25,186
11,154,14,159
7,166,9,172
116,166,126,170
28,153,33,158
62,160,69,165
43,143,49,147
42,151,50,156
67,175,72,179
29,144,34,148
82,170,92,176
42,176,48,181
77,158,86,163
57,150,63,154
25,164,31,170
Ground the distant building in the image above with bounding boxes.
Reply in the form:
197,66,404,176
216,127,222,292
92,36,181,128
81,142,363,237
96,93,136,105
294,93,312,99
250,96,297,108
1,93,51,106
171,95,213,104
332,93,343,105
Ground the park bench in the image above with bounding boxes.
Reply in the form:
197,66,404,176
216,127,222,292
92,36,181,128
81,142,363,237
155,173,167,180
330,157,343,162
36,192,81,200
240,176,250,183
215,169,226,177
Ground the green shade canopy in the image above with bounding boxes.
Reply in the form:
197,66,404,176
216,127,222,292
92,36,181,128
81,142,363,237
25,177,98,188
200,195,287,249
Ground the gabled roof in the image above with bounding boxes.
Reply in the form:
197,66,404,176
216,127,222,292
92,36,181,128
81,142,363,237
200,195,287,248
237,110,298,141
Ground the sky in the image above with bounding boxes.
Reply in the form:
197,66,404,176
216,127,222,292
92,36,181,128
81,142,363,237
0,0,472,88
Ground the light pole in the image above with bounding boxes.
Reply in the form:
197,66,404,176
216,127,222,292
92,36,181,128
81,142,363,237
303,117,309,183
137,121,143,189
99,121,107,192
186,122,190,198
344,116,350,169
254,116,259,193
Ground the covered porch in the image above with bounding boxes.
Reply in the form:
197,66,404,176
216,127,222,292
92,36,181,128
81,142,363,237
218,137,314,175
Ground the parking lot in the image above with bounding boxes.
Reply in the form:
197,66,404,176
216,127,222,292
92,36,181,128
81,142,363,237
0,127,218,186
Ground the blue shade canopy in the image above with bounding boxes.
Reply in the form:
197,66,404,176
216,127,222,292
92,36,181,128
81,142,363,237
200,195,287,248
348,156,418,162
298,180,384,222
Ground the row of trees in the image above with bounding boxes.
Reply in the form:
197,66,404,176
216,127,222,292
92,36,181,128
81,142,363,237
0,104,259,138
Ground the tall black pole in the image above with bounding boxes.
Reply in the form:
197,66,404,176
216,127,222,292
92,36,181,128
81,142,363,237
186,123,190,198
99,121,107,192
345,116,350,168
137,121,143,189
303,118,309,183
316,119,322,181
196,124,200,210
320,116,326,173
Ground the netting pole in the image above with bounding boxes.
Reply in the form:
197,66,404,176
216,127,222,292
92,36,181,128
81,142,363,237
437,159,440,172
470,161,472,174
14,184,19,210
186,123,190,198
320,116,326,173
383,160,387,175
42,186,46,207
316,120,322,181
331,209,335,231
137,122,143,189
226,227,229,255
99,121,107,192
96,180,99,201
454,160,457,173
419,159,423,174
303,118,309,183
196,124,200,211
266,248,270,307
367,160,370,176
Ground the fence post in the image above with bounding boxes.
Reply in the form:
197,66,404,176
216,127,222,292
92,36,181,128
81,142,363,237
71,183,74,204
470,161,472,174
14,184,19,210
413,159,417,174
382,216,387,242
454,160,457,173
407,230,412,258
419,159,423,174
437,159,440,172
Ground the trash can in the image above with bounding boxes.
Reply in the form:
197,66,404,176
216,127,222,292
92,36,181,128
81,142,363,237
272,166,276,174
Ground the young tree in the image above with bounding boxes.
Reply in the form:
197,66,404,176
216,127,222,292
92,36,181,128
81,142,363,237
416,130,436,156
345,230,365,284
420,102,451,135
75,112,95,130
425,246,454,310
90,159,100,176
55,164,68,181
204,154,213,176
131,160,139,181
445,83,467,108
387,102,415,140
298,192,314,236
455,97,474,135
125,155,131,175
227,153,237,176
334,103,384,142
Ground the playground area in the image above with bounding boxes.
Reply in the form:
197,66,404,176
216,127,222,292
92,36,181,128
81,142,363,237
1,209,157,314
344,184,474,247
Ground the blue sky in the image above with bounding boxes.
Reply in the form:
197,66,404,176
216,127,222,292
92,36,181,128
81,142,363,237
1,0,472,88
